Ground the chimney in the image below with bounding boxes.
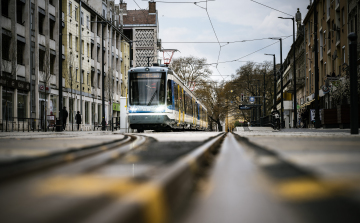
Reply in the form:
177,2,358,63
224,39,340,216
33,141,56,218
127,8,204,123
149,1,156,13
120,1,127,11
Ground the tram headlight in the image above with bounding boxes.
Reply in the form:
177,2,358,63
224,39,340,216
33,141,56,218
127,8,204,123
156,106,166,112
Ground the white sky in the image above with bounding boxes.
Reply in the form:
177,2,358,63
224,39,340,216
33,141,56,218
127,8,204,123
116,0,310,81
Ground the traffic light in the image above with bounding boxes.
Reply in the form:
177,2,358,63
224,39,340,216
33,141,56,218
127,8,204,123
241,93,244,102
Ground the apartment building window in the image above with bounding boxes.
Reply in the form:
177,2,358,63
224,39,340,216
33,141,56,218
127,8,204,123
323,0,326,15
39,48,45,72
75,6,78,21
69,33,72,48
2,33,11,60
81,70,84,83
85,102,89,124
50,19,56,40
87,16,89,29
87,73,90,85
97,45,100,60
68,2,72,17
82,40,85,54
76,37,79,51
91,70,95,87
49,0,54,6
17,0,25,25
17,39,25,65
326,0,330,18
38,9,46,35
342,8,345,26
1,0,9,17
50,54,56,74
91,43,94,59
342,46,345,64
76,68,78,82
98,71,101,88
81,11,83,25
87,43,90,57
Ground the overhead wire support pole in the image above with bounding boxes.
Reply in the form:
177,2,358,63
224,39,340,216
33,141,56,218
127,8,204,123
314,2,320,128
79,0,83,119
102,22,106,131
58,0,63,131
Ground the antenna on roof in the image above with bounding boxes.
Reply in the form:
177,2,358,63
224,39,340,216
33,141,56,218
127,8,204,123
160,49,180,66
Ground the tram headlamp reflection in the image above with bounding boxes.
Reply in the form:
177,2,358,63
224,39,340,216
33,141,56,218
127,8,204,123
156,106,166,112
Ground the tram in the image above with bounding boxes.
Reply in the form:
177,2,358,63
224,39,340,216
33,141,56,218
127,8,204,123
127,64,208,132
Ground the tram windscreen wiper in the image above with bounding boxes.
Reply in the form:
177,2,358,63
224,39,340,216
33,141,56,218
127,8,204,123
147,89,158,106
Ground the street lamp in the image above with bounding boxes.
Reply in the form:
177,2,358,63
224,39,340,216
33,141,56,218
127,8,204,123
265,54,276,110
278,10,300,128
269,37,284,128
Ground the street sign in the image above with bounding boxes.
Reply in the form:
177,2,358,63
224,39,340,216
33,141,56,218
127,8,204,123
239,105,252,110
249,96,255,104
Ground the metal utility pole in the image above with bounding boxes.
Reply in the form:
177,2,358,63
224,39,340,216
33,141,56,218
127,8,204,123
79,1,83,116
102,22,106,131
28,0,32,122
348,33,359,134
280,39,284,128
293,17,297,128
58,0,63,131
263,67,266,117
278,15,297,128
314,2,320,128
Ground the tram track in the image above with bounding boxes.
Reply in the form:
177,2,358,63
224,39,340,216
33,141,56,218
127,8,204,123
0,134,143,181
0,132,225,223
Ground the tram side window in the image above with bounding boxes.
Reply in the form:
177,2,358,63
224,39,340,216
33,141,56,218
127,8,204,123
167,80,172,107
185,93,191,115
174,83,179,111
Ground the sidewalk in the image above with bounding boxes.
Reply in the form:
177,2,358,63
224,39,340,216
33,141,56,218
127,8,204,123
234,128,360,182
0,131,125,163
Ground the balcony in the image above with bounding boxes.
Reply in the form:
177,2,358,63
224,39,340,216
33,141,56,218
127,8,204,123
2,17,11,30
335,0,340,11
16,23,25,37
50,39,56,51
91,59,95,67
49,4,55,17
336,31,340,46
296,77,305,87
38,34,46,45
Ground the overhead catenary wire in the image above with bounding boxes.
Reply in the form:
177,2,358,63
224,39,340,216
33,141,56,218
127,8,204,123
250,0,293,17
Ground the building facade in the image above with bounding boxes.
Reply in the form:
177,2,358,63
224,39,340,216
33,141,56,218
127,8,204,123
303,0,348,111
120,1,159,67
0,0,133,131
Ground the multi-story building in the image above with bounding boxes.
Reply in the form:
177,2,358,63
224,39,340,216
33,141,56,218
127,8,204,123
1,0,60,130
348,0,360,58
277,10,306,128
120,0,160,67
62,0,124,130
303,0,348,111
0,0,131,131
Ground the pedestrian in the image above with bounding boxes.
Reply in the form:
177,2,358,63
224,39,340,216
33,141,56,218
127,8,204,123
75,111,81,131
62,106,68,130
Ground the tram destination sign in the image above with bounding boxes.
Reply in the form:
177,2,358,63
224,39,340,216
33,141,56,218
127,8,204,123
136,73,162,79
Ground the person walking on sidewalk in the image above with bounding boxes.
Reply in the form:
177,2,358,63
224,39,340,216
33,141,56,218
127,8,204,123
75,111,81,131
62,107,68,130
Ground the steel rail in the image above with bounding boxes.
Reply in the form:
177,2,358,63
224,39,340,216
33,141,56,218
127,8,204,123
0,135,144,181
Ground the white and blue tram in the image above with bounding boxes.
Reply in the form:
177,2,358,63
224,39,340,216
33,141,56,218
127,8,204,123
127,65,208,132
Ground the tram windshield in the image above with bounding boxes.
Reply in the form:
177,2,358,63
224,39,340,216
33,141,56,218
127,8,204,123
129,72,166,106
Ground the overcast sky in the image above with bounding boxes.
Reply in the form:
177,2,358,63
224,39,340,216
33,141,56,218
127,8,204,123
116,0,310,81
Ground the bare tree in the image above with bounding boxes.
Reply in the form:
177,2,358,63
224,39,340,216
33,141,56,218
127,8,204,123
39,42,52,131
64,51,77,130
170,56,212,90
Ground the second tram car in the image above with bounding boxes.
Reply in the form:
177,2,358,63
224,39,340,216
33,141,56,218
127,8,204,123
128,65,208,132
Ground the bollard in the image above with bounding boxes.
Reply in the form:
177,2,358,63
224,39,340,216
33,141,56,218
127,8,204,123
348,33,359,135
